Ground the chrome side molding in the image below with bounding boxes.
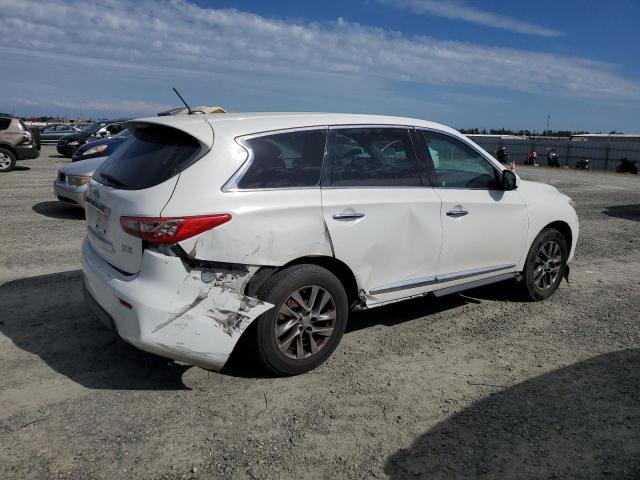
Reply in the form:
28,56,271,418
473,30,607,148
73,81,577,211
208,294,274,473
369,264,516,295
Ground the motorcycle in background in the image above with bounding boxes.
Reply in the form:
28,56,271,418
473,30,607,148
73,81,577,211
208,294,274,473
547,147,561,167
495,146,508,164
616,158,638,174
575,157,590,170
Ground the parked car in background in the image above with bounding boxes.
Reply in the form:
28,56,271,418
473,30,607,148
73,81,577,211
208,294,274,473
0,114,40,172
40,124,81,144
57,118,128,157
54,156,106,207
82,113,579,376
72,128,130,162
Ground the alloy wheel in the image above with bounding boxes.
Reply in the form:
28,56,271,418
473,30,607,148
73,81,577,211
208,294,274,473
0,153,11,169
533,240,562,290
274,285,337,360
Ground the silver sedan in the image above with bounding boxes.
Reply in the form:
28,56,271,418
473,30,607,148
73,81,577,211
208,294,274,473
53,156,106,207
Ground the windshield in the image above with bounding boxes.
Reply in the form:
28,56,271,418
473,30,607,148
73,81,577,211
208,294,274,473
114,128,131,138
82,121,106,134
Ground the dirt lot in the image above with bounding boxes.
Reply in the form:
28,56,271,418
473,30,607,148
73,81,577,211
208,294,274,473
1,146,639,479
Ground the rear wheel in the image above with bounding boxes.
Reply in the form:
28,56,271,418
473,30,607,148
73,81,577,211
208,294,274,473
254,264,348,375
519,228,567,301
0,148,16,172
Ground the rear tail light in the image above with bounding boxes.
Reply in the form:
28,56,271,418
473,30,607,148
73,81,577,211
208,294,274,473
21,131,32,144
119,214,231,244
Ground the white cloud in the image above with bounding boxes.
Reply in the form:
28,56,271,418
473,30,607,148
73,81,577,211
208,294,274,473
10,98,173,115
0,0,638,117
379,0,562,37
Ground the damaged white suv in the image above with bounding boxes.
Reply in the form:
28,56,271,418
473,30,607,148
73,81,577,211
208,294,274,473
81,113,578,375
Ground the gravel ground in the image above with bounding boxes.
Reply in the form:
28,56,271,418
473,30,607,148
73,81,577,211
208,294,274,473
1,147,639,479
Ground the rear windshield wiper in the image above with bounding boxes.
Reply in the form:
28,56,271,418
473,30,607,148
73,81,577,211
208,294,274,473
98,172,127,188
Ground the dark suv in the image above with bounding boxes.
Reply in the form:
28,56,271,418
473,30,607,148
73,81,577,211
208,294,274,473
56,118,128,157
0,115,40,172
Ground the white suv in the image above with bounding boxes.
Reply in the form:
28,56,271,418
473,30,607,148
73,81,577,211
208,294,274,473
81,113,578,375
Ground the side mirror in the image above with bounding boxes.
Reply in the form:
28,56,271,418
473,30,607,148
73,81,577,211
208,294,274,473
502,170,517,191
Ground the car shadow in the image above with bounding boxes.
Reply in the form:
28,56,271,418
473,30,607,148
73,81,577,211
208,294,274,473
32,201,85,220
0,271,190,390
226,293,473,378
384,348,640,479
603,204,640,222
10,165,31,172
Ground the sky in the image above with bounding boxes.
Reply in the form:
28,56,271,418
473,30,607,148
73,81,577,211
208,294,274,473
1,0,639,132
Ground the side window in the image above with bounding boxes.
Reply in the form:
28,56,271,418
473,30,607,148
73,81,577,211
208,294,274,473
330,128,421,186
235,129,326,189
421,131,499,189
107,124,123,134
0,118,10,130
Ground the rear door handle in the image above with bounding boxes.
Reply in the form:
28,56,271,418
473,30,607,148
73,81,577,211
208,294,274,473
332,213,365,221
446,206,469,218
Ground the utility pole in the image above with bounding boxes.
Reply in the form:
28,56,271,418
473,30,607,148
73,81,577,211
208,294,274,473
546,114,550,132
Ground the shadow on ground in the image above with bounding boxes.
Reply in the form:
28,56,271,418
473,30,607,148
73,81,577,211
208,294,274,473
1,269,540,383
0,271,190,390
32,201,85,220
10,165,31,172
385,349,640,479
208,281,527,376
603,204,640,222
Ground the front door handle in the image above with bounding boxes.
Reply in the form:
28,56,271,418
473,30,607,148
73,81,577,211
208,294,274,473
332,212,365,221
446,206,469,218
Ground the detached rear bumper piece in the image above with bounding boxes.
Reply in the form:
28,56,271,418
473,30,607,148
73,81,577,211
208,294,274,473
81,239,274,370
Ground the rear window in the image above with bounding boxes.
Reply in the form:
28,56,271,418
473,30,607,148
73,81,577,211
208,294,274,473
232,129,326,189
0,118,11,130
93,123,204,190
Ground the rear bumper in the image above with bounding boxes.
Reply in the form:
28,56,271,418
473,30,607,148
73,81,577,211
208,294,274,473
53,179,87,206
81,239,273,370
15,143,39,160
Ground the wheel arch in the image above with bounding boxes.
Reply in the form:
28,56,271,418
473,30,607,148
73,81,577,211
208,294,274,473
544,220,573,251
0,143,16,155
245,255,360,308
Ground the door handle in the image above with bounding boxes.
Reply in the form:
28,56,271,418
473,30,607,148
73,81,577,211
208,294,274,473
332,212,365,221
446,206,469,218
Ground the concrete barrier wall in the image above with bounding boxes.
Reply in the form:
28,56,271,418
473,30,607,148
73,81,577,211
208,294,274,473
467,136,640,171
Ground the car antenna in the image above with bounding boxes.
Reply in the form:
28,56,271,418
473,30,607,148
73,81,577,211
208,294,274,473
172,87,193,114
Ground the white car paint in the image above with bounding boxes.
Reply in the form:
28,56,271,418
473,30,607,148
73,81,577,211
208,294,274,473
81,112,579,370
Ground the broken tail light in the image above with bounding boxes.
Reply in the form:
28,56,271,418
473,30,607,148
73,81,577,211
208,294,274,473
120,214,231,244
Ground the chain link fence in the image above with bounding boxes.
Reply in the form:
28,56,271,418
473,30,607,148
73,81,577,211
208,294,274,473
467,136,640,171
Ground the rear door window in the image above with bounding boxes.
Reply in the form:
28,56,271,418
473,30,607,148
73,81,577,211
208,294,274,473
0,118,11,130
93,123,204,190
232,129,326,189
329,128,421,186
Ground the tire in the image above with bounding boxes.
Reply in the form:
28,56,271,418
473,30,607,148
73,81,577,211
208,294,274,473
253,264,349,376
519,228,568,301
0,148,16,172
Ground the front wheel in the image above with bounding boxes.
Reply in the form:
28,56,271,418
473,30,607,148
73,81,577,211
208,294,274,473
0,148,16,172
519,228,568,301
254,264,349,376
